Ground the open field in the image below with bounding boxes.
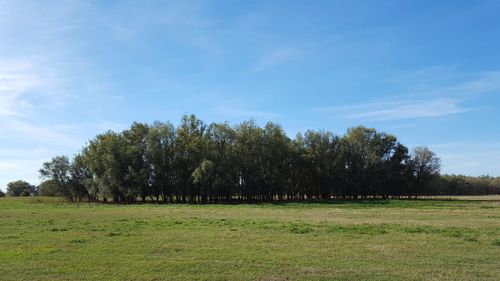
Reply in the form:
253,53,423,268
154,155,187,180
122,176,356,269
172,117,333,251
1,197,499,281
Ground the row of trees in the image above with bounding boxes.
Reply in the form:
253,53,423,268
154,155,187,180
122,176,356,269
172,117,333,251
435,175,500,195
1,179,60,197
2,115,498,202
33,114,448,203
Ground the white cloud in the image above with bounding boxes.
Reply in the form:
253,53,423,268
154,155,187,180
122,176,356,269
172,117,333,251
414,71,500,98
0,59,42,117
314,71,500,121
319,98,470,121
0,0,114,191
0,57,71,117
0,57,84,149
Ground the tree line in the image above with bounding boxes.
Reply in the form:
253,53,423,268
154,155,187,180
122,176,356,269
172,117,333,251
3,114,498,202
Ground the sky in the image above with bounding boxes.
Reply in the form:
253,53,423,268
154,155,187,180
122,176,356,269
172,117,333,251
1,0,500,191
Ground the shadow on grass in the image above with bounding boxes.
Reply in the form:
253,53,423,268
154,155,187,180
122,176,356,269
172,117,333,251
16,196,499,207
265,199,392,206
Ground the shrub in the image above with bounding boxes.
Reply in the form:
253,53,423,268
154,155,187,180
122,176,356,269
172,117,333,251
20,190,32,197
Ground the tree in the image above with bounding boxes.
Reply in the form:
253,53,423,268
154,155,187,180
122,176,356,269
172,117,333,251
410,147,441,197
39,156,74,201
122,122,150,203
335,126,413,199
85,131,129,203
69,153,93,201
340,126,380,199
145,121,176,202
37,180,61,196
6,180,36,197
191,159,215,203
234,120,264,201
261,122,291,200
301,130,338,199
206,122,238,201
385,143,412,198
20,190,31,196
37,114,471,203
289,133,309,200
0,190,5,197
175,114,208,203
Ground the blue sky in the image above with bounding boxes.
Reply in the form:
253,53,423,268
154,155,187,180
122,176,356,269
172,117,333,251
1,0,500,190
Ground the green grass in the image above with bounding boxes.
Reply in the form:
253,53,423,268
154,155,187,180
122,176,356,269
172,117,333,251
1,197,499,281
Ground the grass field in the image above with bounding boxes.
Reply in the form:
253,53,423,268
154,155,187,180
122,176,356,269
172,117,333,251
1,197,499,281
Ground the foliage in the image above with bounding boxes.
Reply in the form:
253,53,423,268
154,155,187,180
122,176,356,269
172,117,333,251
39,156,75,201
34,114,499,203
37,180,61,196
435,174,500,195
6,180,36,197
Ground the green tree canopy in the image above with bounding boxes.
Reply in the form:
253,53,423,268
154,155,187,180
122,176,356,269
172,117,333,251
37,180,61,196
30,114,497,203
6,180,36,197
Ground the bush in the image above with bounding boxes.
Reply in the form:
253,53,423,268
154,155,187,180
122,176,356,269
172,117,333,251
38,180,61,197
0,190,5,197
20,190,32,197
7,180,36,197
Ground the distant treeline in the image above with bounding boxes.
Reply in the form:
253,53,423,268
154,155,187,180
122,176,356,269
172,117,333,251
10,114,495,203
435,175,500,195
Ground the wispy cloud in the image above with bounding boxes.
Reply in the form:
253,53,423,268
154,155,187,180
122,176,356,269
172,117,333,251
0,0,115,190
317,98,470,121
0,59,43,117
414,71,500,98
250,48,299,72
0,56,85,152
314,71,500,121
0,57,73,115
100,1,220,52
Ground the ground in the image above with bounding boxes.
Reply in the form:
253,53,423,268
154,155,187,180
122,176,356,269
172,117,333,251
1,196,499,281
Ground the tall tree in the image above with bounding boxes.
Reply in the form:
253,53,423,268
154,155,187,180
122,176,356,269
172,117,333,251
145,121,176,202
175,114,207,202
39,156,73,201
206,122,238,201
85,131,129,203
192,159,215,203
70,153,93,201
234,120,264,201
261,122,291,200
123,122,150,202
410,147,441,197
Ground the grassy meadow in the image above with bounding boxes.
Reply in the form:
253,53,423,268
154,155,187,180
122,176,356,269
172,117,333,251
1,197,499,281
